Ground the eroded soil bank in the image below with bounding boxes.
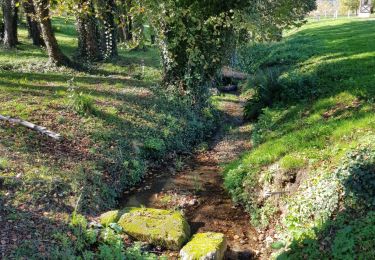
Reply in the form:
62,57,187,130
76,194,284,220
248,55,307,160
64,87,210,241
120,94,259,259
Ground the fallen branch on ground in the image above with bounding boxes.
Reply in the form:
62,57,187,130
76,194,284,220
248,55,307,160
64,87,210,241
0,115,62,140
222,66,248,80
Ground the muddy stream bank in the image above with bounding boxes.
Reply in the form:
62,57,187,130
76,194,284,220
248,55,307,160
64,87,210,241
120,95,259,259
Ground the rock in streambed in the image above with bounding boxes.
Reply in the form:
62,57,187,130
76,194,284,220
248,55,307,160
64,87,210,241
180,232,227,260
100,207,190,250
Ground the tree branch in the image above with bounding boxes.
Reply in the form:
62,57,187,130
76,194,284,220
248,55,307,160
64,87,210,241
0,114,62,140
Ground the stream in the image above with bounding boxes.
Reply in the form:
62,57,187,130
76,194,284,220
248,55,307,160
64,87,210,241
120,94,259,259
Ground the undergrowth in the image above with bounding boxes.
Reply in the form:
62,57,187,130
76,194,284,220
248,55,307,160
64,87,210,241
13,212,162,259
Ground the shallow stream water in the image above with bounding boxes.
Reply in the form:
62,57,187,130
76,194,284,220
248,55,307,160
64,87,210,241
120,95,259,259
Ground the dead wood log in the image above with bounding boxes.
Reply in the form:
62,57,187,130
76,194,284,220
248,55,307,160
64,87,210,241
221,66,248,80
0,115,62,140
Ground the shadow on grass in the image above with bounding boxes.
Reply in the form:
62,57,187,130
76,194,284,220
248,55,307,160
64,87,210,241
277,210,375,259
0,199,69,258
0,71,155,101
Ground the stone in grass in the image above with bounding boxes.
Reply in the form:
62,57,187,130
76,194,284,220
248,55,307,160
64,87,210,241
118,207,190,250
180,232,227,260
99,210,121,226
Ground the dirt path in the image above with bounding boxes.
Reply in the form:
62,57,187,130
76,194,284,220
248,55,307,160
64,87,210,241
120,94,258,259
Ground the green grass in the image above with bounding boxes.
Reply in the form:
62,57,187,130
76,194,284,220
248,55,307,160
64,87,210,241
224,18,375,258
0,16,217,258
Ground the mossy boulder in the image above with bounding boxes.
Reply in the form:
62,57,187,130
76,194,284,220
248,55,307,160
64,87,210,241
180,232,227,260
99,210,121,226
118,207,190,250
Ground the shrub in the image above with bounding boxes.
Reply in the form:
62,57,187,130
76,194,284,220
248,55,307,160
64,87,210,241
243,67,283,121
70,92,95,116
143,137,166,159
67,78,95,116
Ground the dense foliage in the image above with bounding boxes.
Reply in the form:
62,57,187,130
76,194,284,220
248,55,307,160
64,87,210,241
242,0,317,41
142,0,316,107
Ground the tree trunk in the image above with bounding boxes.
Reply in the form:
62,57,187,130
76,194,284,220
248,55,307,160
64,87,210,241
126,15,133,41
150,33,156,45
125,0,133,41
118,17,127,43
33,0,71,66
12,0,19,43
76,0,102,61
98,0,118,58
122,0,132,41
0,21,4,41
2,0,17,48
23,0,44,46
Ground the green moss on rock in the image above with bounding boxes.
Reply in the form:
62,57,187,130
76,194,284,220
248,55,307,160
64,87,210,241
180,232,227,260
118,207,190,250
99,210,121,226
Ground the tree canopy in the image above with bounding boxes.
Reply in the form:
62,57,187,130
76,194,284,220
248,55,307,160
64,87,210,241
142,0,316,106
0,0,316,104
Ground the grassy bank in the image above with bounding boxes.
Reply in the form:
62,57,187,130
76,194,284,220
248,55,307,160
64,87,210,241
224,18,375,258
0,18,216,257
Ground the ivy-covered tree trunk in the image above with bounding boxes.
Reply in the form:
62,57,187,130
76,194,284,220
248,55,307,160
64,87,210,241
147,1,240,108
76,0,102,61
2,0,17,48
33,0,71,66
23,0,44,46
98,0,117,59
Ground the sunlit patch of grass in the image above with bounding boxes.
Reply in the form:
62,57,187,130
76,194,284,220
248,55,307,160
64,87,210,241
279,154,305,172
0,157,9,171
